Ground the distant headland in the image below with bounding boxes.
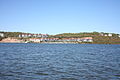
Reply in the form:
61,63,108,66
0,31,120,44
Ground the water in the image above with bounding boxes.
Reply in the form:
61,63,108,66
0,43,120,80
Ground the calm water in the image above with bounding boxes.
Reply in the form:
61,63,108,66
0,43,120,80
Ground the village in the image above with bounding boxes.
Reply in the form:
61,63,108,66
0,32,120,44
0,33,93,43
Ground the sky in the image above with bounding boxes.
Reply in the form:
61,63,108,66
0,0,120,34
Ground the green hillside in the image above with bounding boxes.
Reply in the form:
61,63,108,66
52,32,120,44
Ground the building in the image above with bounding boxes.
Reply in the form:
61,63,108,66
37,37,93,42
104,34,108,36
29,38,41,43
100,33,104,36
0,33,4,37
61,38,80,42
118,35,120,38
18,33,48,38
81,37,93,42
100,33,113,37
108,33,112,36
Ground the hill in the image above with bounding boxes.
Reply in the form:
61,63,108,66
0,31,120,44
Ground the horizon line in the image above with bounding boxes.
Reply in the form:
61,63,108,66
0,30,120,35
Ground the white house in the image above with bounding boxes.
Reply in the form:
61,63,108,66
100,33,104,36
118,35,120,38
0,33,4,37
81,37,93,42
104,34,108,36
29,38,41,43
108,33,112,36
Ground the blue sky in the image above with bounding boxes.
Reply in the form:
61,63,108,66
0,0,120,34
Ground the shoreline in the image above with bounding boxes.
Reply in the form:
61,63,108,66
0,42,120,44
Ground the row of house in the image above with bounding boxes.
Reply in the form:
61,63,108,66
100,33,120,37
100,33,113,36
28,37,93,43
0,37,93,43
18,33,48,38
